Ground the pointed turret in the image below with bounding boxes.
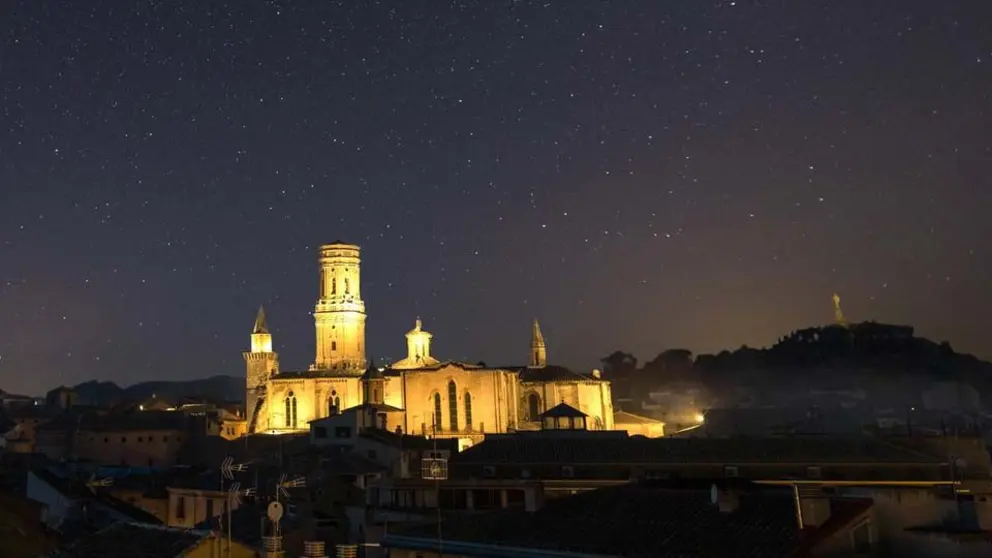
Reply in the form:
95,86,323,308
362,356,385,405
245,305,278,433
253,305,269,334
530,318,547,368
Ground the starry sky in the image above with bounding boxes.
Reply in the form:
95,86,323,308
1,1,990,395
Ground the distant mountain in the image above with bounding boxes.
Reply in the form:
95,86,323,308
69,375,243,407
603,321,992,401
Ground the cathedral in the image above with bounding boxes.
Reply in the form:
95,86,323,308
244,242,616,441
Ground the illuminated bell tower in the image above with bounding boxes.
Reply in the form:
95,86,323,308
530,318,547,368
244,306,278,431
312,242,366,374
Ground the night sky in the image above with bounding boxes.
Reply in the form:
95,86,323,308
2,1,990,395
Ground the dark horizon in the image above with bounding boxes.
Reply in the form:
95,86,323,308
2,1,990,395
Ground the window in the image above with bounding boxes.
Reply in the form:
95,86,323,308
328,394,340,416
176,496,186,519
724,466,739,478
562,466,575,478
285,391,298,428
448,381,459,431
344,277,350,294
331,276,336,295
335,426,352,439
331,341,337,351
807,466,822,479
464,393,473,430
315,427,328,439
851,521,871,554
527,393,540,421
432,393,442,432
483,466,496,478
373,388,379,403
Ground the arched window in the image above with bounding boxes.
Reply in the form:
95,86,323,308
465,393,473,430
447,381,459,432
432,393,442,433
328,392,340,416
527,393,540,421
344,277,350,294
285,391,297,428
373,388,379,403
331,275,337,295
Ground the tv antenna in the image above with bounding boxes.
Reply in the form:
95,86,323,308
218,456,249,557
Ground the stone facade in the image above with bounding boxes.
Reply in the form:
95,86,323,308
245,242,616,442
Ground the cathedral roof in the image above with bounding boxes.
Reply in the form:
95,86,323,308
517,364,602,383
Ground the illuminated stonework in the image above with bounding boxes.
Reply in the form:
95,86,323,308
313,243,366,373
244,242,624,439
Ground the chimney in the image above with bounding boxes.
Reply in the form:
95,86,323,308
794,485,832,528
302,541,327,558
710,484,740,513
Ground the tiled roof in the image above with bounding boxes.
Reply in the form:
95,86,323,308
77,411,187,432
517,365,602,383
455,434,945,465
321,452,388,476
360,429,458,452
614,411,665,425
387,481,870,558
55,522,209,557
539,402,587,419
30,467,164,525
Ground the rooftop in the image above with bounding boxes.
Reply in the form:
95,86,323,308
386,480,872,558
54,522,210,558
539,402,587,419
360,428,459,452
455,434,945,465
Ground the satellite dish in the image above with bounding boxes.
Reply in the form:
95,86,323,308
267,501,284,522
710,484,719,504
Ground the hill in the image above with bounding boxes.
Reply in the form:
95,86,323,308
602,321,992,403
69,375,243,406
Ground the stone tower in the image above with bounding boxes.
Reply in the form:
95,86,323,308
312,242,366,374
244,306,278,432
530,318,547,368
406,318,433,364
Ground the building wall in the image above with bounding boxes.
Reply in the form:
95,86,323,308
185,538,257,558
74,428,186,468
265,377,362,432
401,366,518,436
26,473,73,528
519,381,614,430
167,487,240,528
616,420,665,438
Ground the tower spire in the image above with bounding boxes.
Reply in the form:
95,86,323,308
530,318,547,368
253,305,269,334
